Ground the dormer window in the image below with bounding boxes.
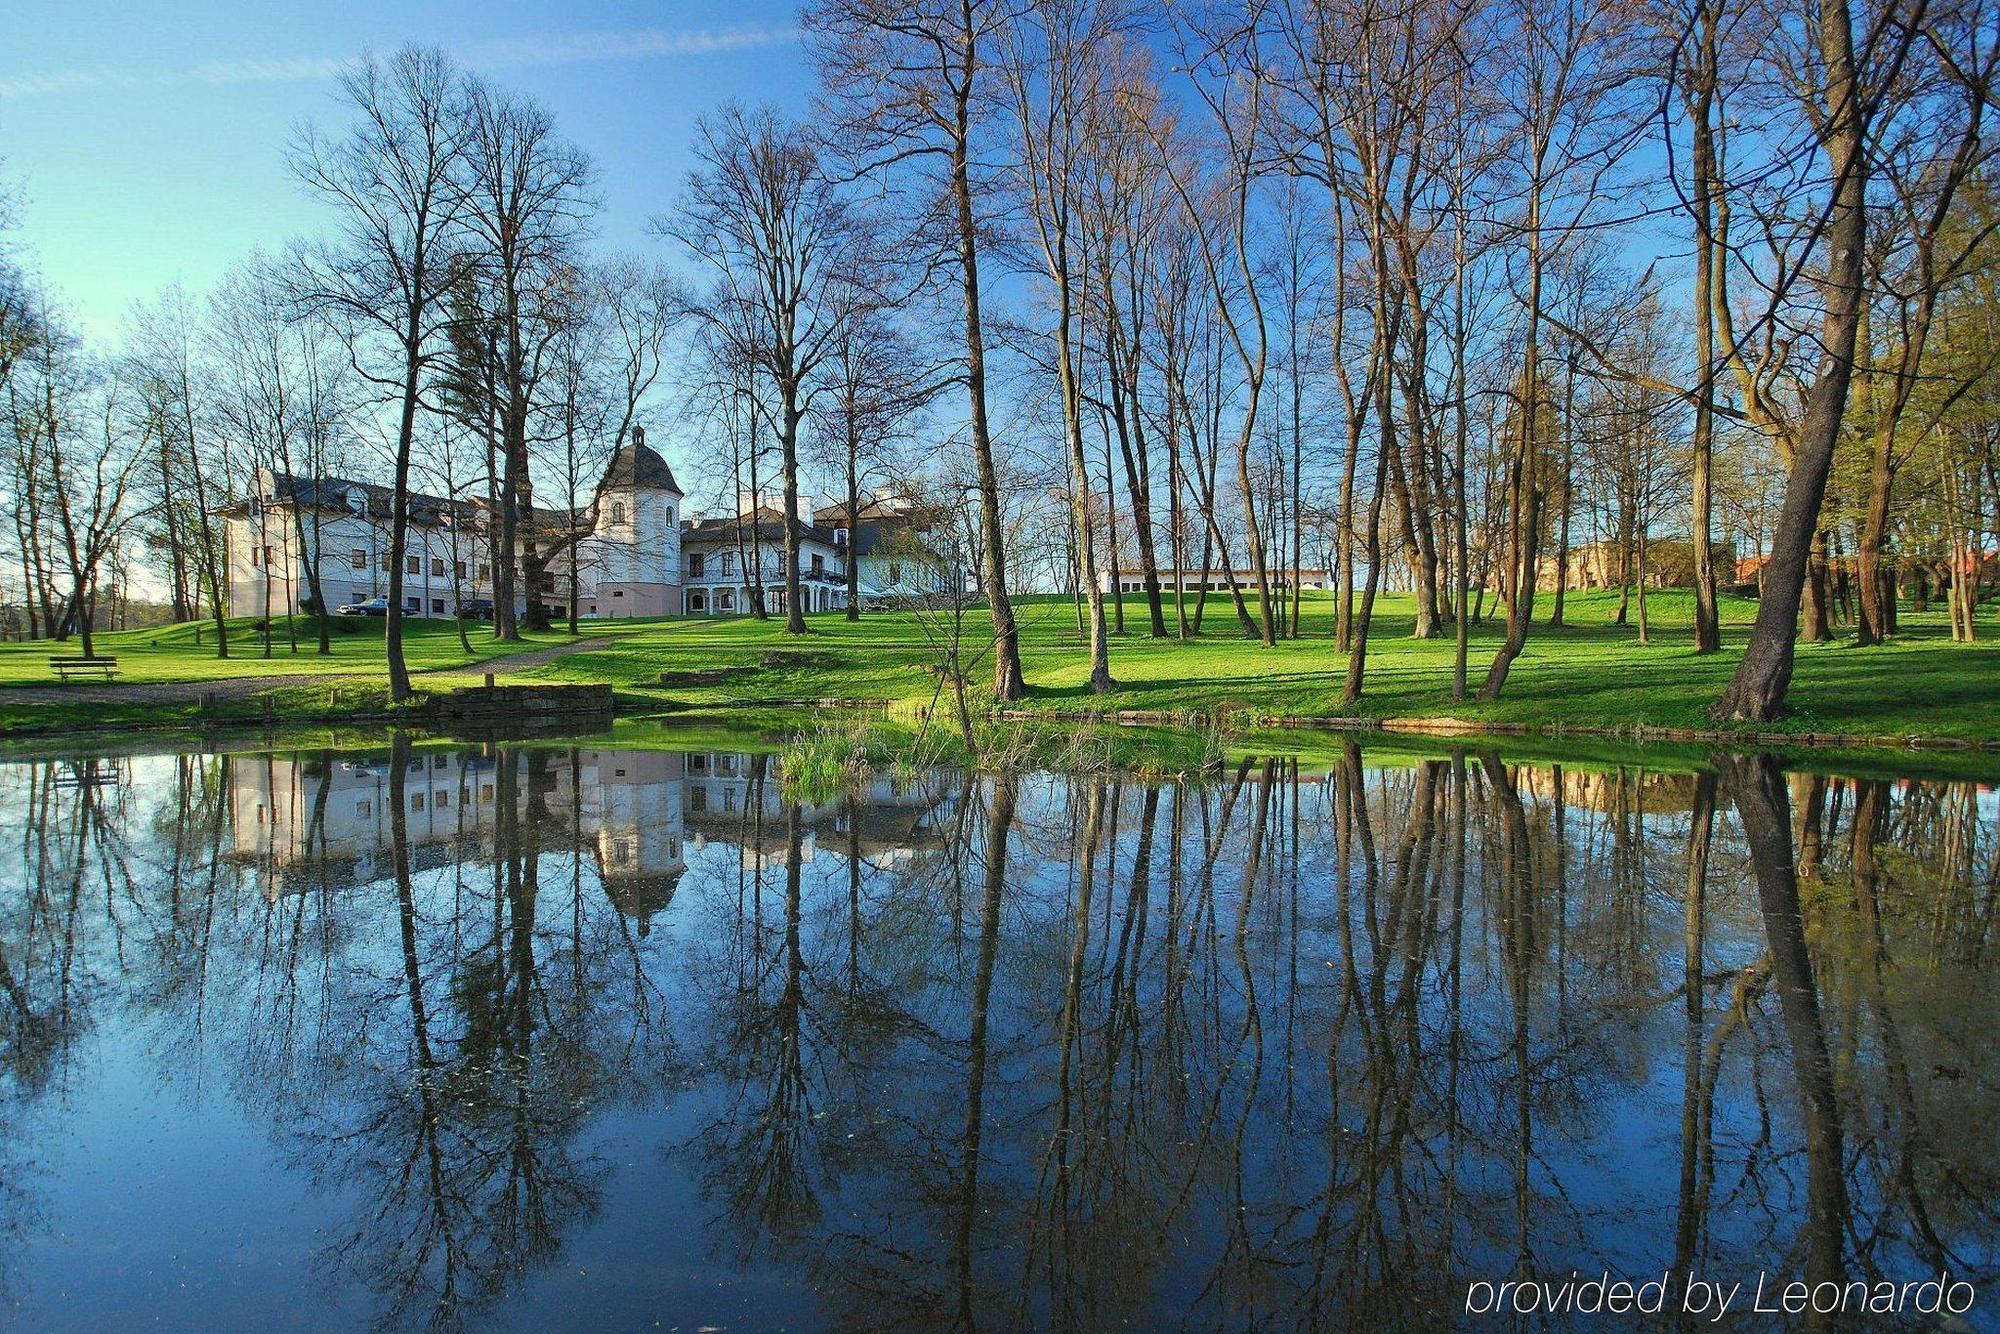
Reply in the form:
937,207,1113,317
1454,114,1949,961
611,502,627,526
834,526,848,548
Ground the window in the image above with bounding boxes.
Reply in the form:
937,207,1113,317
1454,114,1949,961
431,557,445,576
834,526,848,548
406,555,420,575
720,552,735,576
889,562,903,584
611,502,626,525
350,549,365,569
718,591,735,612
810,554,824,576
476,563,488,581
410,792,425,811
263,545,277,567
454,560,467,579
356,799,372,819
688,552,705,577
380,554,391,572
405,596,420,611
612,590,624,598
664,505,674,524
480,783,495,803
431,599,445,613
435,791,449,809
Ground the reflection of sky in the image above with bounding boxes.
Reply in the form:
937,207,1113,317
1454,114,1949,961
0,749,1992,1328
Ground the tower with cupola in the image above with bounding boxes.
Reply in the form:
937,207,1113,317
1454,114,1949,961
586,426,684,616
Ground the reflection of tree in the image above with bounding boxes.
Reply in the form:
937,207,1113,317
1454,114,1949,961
1720,753,1848,1310
258,740,671,1331
705,804,822,1246
2,743,1999,1326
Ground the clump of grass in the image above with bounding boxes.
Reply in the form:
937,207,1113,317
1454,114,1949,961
777,718,888,802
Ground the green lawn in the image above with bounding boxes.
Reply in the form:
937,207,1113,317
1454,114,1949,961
0,613,663,687
514,588,2000,744
3,591,1997,747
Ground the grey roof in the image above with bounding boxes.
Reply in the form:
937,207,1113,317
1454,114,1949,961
599,442,683,495
681,509,842,548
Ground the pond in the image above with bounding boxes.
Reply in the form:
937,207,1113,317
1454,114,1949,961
0,737,1994,1329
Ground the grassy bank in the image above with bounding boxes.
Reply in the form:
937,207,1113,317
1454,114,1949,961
3,590,1997,750
520,589,2000,745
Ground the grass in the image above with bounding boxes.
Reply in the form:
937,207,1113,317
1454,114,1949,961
0,612,664,686
4,590,1998,752
519,588,2000,745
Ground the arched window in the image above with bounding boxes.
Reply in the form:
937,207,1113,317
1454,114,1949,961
610,502,626,525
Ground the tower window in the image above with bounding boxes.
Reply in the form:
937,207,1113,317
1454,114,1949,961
611,502,626,525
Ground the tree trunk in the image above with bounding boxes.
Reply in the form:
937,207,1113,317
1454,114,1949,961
1715,0,1867,723
952,71,1024,700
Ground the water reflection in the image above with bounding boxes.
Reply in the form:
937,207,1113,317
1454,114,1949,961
0,742,1994,1328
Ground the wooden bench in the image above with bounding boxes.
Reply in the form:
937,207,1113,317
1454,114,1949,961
48,656,119,682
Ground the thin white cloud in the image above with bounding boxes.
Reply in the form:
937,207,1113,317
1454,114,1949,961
0,24,798,101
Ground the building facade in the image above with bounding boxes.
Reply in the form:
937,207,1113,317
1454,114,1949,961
680,507,852,616
222,437,685,621
222,446,953,622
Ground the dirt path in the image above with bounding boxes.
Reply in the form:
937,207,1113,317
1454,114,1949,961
431,634,616,677
0,635,620,708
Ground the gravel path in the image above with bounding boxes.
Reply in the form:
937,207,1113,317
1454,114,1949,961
431,635,616,676
0,635,620,708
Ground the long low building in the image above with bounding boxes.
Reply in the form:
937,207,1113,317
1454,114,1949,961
221,436,945,620
1099,567,1333,595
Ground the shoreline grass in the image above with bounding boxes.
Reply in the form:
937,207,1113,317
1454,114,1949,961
3,591,1997,759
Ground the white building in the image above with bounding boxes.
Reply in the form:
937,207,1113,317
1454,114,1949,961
223,435,686,620
813,493,956,607
679,504,852,616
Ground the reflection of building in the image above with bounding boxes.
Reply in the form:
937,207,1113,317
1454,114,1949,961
227,749,687,929
1511,766,1702,815
228,748,952,915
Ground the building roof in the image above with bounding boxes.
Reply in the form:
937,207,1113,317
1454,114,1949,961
812,497,942,557
598,440,682,495
681,507,843,549
224,471,584,532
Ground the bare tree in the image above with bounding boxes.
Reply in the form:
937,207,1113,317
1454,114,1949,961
668,104,854,636
1715,0,1924,719
459,76,598,637
808,0,1029,697
291,46,471,703
1004,0,1120,691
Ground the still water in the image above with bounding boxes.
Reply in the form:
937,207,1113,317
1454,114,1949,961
0,738,1993,1330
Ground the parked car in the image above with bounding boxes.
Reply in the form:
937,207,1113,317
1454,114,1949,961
455,598,494,621
336,596,390,616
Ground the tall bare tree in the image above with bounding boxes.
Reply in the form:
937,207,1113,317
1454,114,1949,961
292,46,471,703
669,104,854,636
808,0,1029,697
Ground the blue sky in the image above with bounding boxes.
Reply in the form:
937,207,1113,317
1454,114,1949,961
1,0,815,340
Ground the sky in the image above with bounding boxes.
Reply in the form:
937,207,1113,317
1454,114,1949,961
1,0,818,342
